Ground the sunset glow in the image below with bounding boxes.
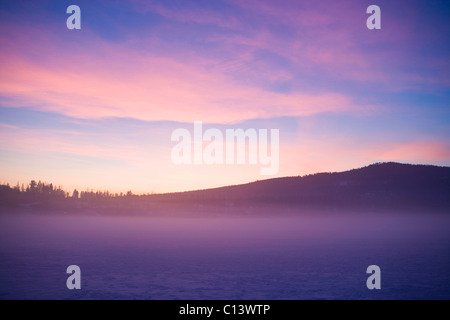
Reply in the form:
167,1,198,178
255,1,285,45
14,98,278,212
1,0,449,193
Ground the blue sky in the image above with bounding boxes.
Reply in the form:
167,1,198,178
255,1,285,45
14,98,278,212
0,0,449,193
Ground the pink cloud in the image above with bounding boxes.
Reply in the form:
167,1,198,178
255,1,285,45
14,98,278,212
0,24,360,123
2,0,445,124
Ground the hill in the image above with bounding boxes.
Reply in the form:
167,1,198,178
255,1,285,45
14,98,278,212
1,162,449,215
150,162,450,212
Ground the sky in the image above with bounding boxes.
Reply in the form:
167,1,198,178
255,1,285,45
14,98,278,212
0,0,449,194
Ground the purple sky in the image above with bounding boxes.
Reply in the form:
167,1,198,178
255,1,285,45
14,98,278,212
0,0,449,193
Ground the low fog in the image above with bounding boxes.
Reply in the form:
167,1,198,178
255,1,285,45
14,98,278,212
1,212,449,299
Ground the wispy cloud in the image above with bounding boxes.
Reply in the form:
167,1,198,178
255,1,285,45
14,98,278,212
0,0,449,192
0,25,359,123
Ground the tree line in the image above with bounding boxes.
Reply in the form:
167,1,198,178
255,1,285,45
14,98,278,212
0,180,139,200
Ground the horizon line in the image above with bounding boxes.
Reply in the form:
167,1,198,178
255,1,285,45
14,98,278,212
2,161,447,197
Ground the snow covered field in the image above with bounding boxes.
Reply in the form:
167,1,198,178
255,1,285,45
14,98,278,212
1,213,449,299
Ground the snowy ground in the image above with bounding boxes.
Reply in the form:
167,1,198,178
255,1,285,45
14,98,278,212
0,212,449,299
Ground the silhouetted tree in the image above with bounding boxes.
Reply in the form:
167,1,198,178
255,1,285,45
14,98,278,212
29,180,37,193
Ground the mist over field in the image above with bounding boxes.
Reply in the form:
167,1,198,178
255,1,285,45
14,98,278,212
1,211,449,300
1,163,450,299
